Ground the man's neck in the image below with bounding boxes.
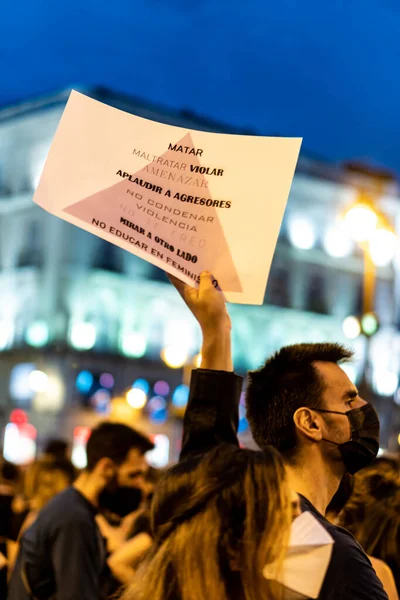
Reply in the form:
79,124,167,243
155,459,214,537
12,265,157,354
73,472,101,508
284,454,342,516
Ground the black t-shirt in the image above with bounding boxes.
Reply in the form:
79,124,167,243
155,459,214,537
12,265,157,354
299,495,388,600
8,487,109,600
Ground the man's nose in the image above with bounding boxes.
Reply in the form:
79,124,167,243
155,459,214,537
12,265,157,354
354,397,367,409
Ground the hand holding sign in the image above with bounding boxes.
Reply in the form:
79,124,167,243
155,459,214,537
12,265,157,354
168,271,231,335
168,270,233,372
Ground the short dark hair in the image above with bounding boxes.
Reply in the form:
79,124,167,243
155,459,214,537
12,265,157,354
86,422,154,471
246,343,353,457
44,439,69,459
0,459,20,483
47,458,76,484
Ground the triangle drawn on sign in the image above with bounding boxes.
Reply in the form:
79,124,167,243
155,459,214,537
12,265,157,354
64,132,242,292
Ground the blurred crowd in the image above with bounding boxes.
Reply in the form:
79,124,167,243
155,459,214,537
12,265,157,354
0,272,398,600
0,439,161,599
1,435,399,600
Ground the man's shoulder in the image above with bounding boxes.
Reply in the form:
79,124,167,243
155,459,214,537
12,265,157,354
324,521,369,556
321,523,388,598
27,488,96,535
300,498,388,599
301,501,370,560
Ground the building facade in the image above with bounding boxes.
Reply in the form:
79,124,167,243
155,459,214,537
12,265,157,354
0,87,399,463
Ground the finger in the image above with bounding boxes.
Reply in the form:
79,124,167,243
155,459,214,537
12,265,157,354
167,273,198,305
198,271,216,293
167,273,189,298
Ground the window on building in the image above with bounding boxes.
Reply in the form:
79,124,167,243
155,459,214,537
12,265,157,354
0,162,12,197
18,220,43,267
93,240,123,273
265,266,290,308
306,273,327,314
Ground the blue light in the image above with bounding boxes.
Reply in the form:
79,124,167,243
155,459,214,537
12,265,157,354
9,363,36,404
90,388,111,414
148,396,168,424
76,370,94,394
172,384,189,408
151,408,168,424
238,404,249,433
132,378,150,394
238,417,249,433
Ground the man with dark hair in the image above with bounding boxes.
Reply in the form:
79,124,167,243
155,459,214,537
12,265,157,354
172,271,387,600
247,343,353,454
8,422,154,600
43,438,70,460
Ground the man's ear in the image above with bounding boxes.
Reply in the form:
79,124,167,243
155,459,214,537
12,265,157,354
94,457,116,483
293,407,323,442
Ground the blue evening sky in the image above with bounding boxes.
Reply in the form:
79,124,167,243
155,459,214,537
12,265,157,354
1,1,400,170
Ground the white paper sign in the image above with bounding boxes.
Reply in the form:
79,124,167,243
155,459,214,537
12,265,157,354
34,91,301,304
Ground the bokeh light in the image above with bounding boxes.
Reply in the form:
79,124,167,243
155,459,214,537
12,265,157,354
28,370,49,392
153,380,170,396
25,320,49,347
10,409,28,425
342,316,361,340
90,388,111,413
99,373,114,389
148,395,168,423
373,369,398,396
70,322,96,350
161,345,188,369
132,378,150,394
369,229,397,267
287,217,316,250
343,204,378,242
238,404,249,433
361,313,379,337
323,226,354,258
9,363,35,403
194,353,202,368
76,370,94,394
172,384,189,407
121,331,147,358
126,388,147,409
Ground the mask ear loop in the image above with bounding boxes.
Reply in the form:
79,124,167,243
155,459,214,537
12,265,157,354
312,409,354,445
313,408,348,415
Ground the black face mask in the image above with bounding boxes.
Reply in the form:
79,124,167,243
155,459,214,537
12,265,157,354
314,403,380,474
99,484,143,518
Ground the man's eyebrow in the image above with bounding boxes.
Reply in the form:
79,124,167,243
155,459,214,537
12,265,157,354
342,389,358,399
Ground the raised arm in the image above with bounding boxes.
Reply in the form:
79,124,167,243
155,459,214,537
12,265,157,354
168,272,243,460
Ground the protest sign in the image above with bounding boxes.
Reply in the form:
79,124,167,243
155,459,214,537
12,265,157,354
34,91,301,304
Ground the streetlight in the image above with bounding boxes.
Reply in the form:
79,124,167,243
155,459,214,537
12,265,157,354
342,189,397,409
343,191,397,314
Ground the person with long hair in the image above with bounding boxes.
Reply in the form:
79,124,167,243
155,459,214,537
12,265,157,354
338,461,400,598
122,444,297,600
